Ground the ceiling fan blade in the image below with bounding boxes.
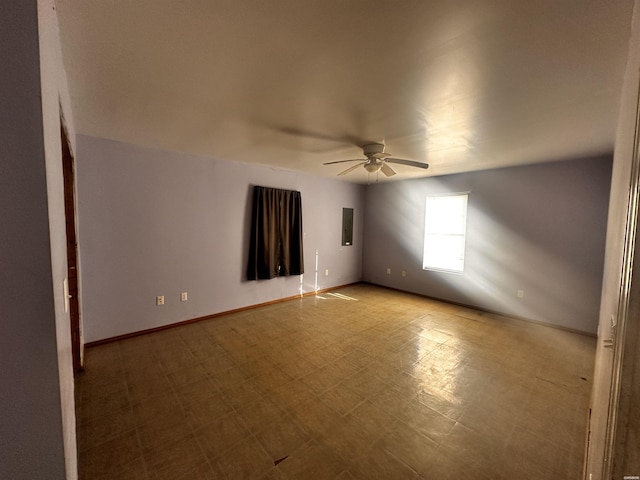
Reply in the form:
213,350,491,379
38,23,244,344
385,158,430,169
323,159,364,165
338,162,366,176
381,162,396,177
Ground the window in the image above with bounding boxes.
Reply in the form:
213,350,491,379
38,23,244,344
423,193,468,273
247,186,304,280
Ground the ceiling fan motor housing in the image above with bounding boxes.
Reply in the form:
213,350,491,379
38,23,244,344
362,143,386,157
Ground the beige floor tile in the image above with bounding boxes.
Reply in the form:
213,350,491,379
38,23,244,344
328,358,364,381
305,347,340,368
374,421,438,476
277,357,319,379
276,440,345,479
290,397,343,438
397,399,457,445
170,459,219,480
320,416,381,463
156,345,199,373
210,365,251,392
200,353,238,376
126,369,173,404
137,411,193,453
120,349,160,374
187,340,229,362
254,415,309,461
183,392,235,430
78,404,135,452
195,410,252,461
368,384,416,418
237,395,287,433
117,334,153,352
347,369,390,397
213,435,274,480
340,349,377,371
269,379,317,409
457,400,517,442
318,385,365,416
145,434,209,480
132,392,184,427
425,444,492,480
226,343,269,365
351,445,421,480
174,377,219,406
299,365,343,395
498,425,574,478
519,404,584,448
256,467,288,480
349,399,397,434
334,471,357,480
249,364,295,391
80,429,142,480
83,342,122,372
77,284,595,480
79,378,129,423
437,421,506,474
167,363,209,388
224,378,268,409
412,387,469,421
81,456,148,480
79,358,126,388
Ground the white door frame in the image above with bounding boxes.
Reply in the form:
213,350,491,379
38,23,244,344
584,53,640,479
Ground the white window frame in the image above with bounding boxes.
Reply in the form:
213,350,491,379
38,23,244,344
422,193,469,273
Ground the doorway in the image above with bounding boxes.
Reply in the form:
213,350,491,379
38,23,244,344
61,123,82,374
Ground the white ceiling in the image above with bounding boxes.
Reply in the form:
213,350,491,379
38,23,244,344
55,0,635,183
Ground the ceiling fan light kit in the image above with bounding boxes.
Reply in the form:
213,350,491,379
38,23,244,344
364,162,382,173
323,143,429,178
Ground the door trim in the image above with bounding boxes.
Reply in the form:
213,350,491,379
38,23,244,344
588,74,640,479
603,74,640,478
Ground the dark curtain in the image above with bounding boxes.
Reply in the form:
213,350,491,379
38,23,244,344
247,186,304,280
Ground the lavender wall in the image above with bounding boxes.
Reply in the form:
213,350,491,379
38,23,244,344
363,156,612,334
75,136,364,343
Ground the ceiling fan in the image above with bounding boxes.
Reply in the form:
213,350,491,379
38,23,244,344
323,143,429,177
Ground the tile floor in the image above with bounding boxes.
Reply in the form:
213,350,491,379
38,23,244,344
76,284,595,479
